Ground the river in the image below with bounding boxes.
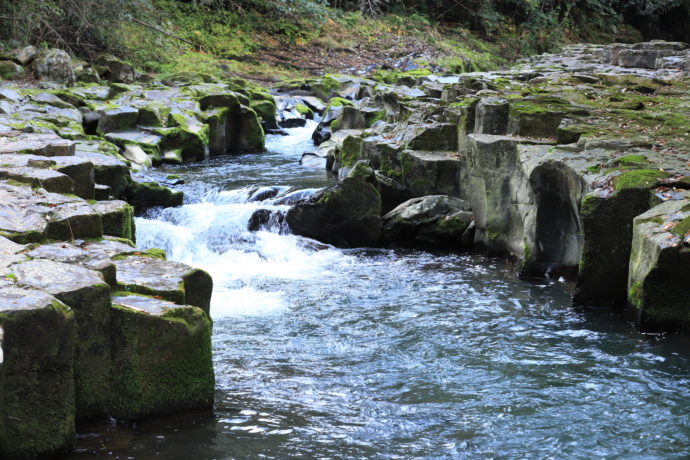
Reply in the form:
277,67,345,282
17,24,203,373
68,121,690,459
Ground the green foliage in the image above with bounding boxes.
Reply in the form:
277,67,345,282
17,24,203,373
0,0,159,57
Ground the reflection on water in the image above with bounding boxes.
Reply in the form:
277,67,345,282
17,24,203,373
67,122,690,459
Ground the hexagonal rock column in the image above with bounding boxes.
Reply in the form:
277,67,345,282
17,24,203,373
399,150,464,198
474,97,510,135
0,132,75,157
75,140,131,199
199,92,264,154
574,170,669,308
628,196,690,332
0,288,75,457
0,182,104,243
113,256,213,314
25,243,117,289
90,200,135,242
12,260,111,420
109,295,214,420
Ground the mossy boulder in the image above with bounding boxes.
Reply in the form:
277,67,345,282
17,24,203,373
32,49,74,85
251,99,278,130
199,93,264,154
574,186,661,308
123,181,183,212
285,161,381,247
336,134,363,169
75,141,131,199
628,197,690,332
44,201,104,241
0,61,24,81
50,156,96,200
104,130,163,164
90,200,135,241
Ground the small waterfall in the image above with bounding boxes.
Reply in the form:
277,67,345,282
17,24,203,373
135,122,351,318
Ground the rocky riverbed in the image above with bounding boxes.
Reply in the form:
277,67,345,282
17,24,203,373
0,40,688,457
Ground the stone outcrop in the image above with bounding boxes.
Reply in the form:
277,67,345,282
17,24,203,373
628,194,690,332
1,37,690,456
0,52,239,458
276,40,690,332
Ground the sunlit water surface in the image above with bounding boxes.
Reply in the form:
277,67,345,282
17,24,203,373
68,122,690,459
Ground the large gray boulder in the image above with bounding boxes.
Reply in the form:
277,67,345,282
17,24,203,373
96,106,139,135
32,49,74,85
382,195,473,247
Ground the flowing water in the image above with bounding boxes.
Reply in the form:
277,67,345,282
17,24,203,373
69,122,690,459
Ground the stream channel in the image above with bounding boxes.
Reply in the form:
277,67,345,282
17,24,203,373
69,121,690,459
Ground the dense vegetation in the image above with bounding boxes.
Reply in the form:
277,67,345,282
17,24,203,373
0,0,688,80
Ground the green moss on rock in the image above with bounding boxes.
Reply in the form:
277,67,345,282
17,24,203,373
671,216,690,238
109,302,214,420
612,169,672,190
339,135,362,168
